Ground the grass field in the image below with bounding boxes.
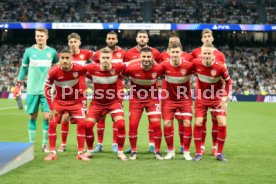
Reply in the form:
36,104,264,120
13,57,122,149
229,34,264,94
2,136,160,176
0,99,276,184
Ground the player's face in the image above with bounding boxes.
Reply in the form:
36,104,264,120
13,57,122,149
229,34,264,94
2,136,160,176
168,37,180,47
169,47,182,66
201,48,214,66
140,51,153,67
136,33,149,47
201,33,214,44
35,31,48,46
106,34,118,49
100,52,112,68
59,53,72,71
68,38,81,52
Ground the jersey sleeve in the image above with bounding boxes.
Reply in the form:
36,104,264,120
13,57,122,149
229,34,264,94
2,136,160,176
153,49,162,63
17,49,30,81
52,50,59,64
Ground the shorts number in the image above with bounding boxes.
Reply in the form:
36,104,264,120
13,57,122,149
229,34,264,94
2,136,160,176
155,104,161,112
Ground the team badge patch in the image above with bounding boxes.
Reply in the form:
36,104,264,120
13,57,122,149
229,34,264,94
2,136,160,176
211,70,217,76
47,53,52,59
110,69,115,75
73,72,78,78
152,72,157,78
80,55,84,60
181,69,186,75
116,53,121,58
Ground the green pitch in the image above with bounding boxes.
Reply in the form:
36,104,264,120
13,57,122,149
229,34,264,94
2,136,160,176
0,99,276,184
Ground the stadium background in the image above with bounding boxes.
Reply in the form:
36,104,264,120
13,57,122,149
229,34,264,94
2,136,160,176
0,0,276,183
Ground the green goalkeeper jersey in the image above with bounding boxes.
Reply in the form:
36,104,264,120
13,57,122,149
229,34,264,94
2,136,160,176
18,45,59,95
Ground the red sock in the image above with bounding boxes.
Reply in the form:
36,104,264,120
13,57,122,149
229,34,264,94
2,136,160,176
48,119,58,151
148,123,154,144
178,121,184,147
76,119,86,152
61,121,69,145
194,125,202,154
112,123,118,144
201,117,207,147
151,121,162,152
217,125,227,154
164,125,174,151
97,118,105,144
115,119,126,152
85,120,95,151
212,117,218,147
183,126,192,152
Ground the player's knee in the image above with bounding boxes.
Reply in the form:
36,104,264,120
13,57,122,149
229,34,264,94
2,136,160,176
195,119,203,126
149,118,160,123
216,116,227,126
62,113,70,122
113,116,124,122
29,113,38,120
183,120,191,127
164,120,173,127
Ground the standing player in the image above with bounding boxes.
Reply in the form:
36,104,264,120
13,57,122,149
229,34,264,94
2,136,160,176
84,47,128,160
15,28,58,152
192,45,232,161
125,30,162,153
191,28,226,156
92,31,126,153
44,50,89,161
160,33,193,154
123,48,163,160
58,33,93,153
160,43,193,160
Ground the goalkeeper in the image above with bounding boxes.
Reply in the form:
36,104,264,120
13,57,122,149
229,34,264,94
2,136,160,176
15,28,58,152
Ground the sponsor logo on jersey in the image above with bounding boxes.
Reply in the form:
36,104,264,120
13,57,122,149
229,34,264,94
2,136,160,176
181,69,186,75
58,76,64,79
73,72,78,78
135,74,141,77
110,69,115,75
116,53,121,58
47,53,52,59
152,72,157,78
211,70,217,76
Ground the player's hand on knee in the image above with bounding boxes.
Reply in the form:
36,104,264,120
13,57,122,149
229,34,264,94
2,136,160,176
49,110,58,121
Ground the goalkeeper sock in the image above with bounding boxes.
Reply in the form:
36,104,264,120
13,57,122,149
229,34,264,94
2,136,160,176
42,119,49,145
28,119,37,143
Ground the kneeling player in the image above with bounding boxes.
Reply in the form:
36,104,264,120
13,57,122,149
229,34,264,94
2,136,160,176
44,50,89,161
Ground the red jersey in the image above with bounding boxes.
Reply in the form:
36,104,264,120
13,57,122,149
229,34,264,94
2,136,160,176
123,61,163,100
45,64,87,110
191,47,225,63
125,46,162,63
85,62,125,104
193,58,231,101
160,51,193,62
93,46,126,91
160,59,194,101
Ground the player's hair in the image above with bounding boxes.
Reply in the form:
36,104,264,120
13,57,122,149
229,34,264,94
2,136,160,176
201,28,213,37
202,43,214,49
35,27,48,35
100,47,113,54
168,42,182,50
140,47,152,53
137,30,149,36
107,31,118,37
59,49,71,54
169,32,180,39
67,33,81,41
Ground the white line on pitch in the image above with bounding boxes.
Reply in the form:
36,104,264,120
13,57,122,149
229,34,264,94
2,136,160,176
0,107,18,110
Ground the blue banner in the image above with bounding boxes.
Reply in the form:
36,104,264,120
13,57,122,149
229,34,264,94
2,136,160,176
0,22,276,31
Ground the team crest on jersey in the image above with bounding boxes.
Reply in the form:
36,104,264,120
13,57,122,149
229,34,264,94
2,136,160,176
181,69,186,75
152,72,157,78
73,72,78,78
110,69,115,75
116,53,121,58
80,54,84,60
211,70,217,76
47,53,52,58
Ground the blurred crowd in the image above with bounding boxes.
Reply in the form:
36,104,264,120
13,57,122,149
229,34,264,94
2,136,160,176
0,0,275,23
1,44,275,95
